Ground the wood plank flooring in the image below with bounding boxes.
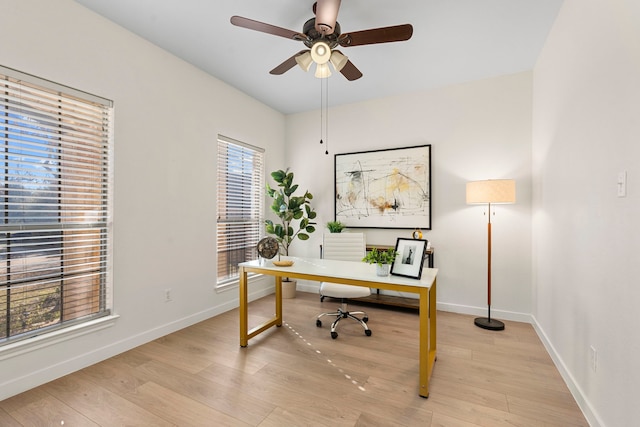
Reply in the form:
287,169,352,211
0,291,588,426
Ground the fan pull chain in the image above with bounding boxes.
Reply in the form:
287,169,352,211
324,77,329,155
318,77,329,155
319,76,323,148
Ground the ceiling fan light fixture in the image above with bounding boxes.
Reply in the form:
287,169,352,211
311,41,331,64
315,62,332,78
329,50,348,71
295,51,313,72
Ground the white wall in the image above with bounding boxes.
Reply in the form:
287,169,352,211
533,1,640,426
285,73,533,320
0,0,285,399
4,2,636,425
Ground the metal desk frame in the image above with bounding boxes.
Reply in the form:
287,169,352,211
238,257,438,398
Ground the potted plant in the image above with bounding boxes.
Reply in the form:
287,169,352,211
265,168,317,297
326,220,346,233
362,247,399,276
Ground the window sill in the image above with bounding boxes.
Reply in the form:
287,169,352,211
216,272,264,293
0,314,120,361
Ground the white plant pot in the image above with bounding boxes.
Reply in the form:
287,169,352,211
282,279,297,299
376,264,390,276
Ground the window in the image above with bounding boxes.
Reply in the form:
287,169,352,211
0,66,113,346
216,135,264,287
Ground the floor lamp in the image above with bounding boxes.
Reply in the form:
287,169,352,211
466,179,516,331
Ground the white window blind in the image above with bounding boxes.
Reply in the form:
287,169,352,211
216,135,264,286
0,66,113,345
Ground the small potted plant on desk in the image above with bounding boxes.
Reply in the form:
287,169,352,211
265,168,317,298
362,247,399,276
326,220,346,233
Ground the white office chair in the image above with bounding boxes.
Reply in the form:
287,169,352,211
316,232,372,339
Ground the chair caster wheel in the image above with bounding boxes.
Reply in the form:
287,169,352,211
316,319,322,327
331,331,338,339
365,329,372,336
363,317,368,323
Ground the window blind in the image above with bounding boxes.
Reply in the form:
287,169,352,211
0,66,113,344
216,135,264,286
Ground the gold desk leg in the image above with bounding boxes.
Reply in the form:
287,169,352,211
275,275,283,327
240,269,284,347
239,266,249,347
418,287,430,397
429,279,437,377
418,279,437,398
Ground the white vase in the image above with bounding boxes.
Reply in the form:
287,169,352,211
376,264,390,276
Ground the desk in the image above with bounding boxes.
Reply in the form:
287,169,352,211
238,257,438,398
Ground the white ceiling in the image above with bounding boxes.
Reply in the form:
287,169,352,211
74,0,564,115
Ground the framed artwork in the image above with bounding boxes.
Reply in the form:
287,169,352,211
334,145,431,229
390,238,429,280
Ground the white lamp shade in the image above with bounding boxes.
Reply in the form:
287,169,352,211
466,179,516,204
295,51,313,72
314,62,332,78
311,41,331,64
329,50,348,71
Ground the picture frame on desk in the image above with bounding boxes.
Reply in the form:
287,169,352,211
390,237,428,279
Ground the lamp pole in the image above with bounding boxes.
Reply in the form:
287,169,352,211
474,202,505,330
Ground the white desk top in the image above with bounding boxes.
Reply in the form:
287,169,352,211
240,257,438,293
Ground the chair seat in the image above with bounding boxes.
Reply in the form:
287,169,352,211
320,282,370,299
317,233,371,339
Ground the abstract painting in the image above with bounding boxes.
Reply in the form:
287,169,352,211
334,145,431,229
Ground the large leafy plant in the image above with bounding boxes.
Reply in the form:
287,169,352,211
265,169,317,256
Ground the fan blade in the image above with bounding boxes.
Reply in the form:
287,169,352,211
231,16,309,41
338,24,413,47
270,51,309,75
339,60,363,81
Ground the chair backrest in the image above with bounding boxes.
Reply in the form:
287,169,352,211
322,233,365,262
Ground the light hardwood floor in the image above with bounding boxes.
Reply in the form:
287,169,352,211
1,292,588,426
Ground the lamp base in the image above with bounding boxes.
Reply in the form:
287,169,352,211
474,317,505,331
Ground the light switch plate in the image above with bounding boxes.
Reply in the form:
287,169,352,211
617,171,627,197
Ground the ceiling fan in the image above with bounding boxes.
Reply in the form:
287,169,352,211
230,0,413,81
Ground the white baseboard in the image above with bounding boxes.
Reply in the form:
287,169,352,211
298,281,532,323
531,316,603,427
299,286,597,425
1,283,600,427
434,302,602,427
296,280,321,294
0,285,274,401
436,301,532,323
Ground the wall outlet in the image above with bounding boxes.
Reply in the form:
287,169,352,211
164,288,172,302
590,345,597,372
